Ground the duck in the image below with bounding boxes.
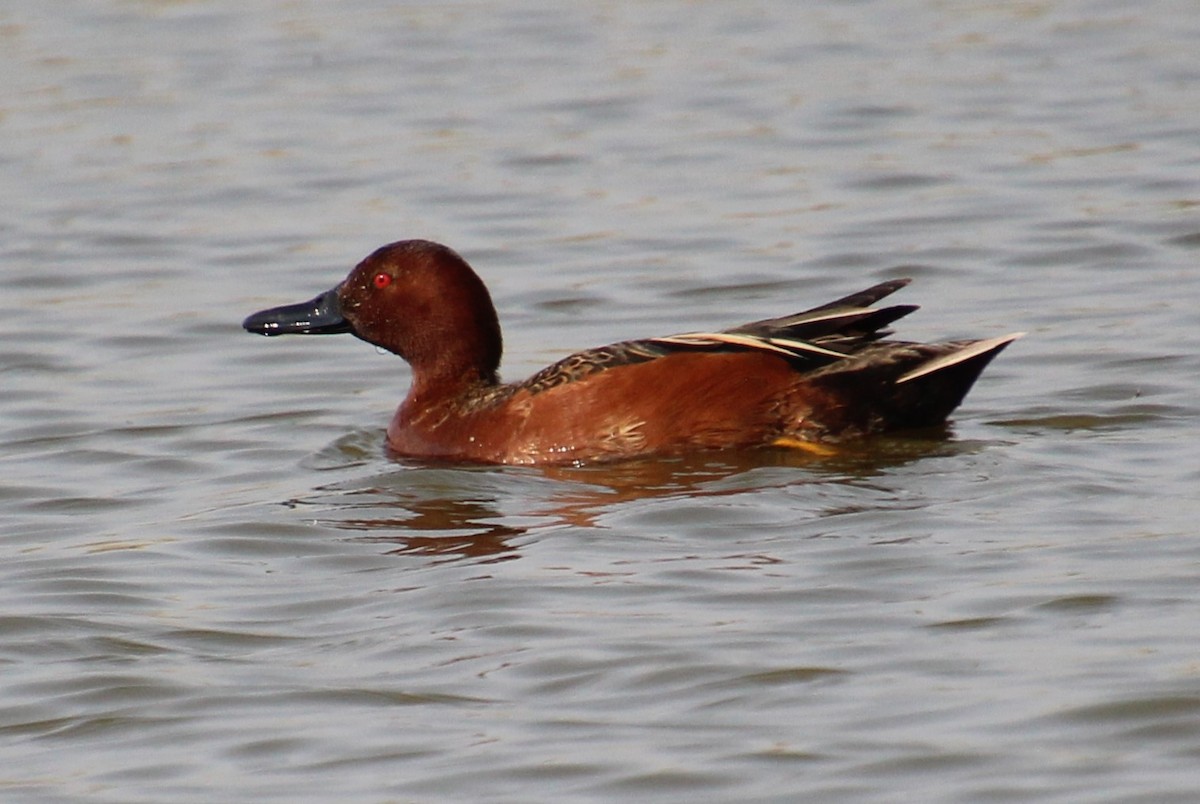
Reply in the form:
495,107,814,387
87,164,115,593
243,239,1020,465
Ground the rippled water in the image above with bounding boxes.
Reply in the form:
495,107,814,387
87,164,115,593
4,0,1200,801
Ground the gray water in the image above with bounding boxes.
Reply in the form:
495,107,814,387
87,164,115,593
4,1,1200,801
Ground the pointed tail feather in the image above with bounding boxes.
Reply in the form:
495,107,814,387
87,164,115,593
896,333,1024,384
881,332,1023,429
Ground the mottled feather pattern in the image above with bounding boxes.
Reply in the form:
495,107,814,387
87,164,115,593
520,341,669,395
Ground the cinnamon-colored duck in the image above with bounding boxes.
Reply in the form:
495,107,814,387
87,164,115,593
243,240,1020,465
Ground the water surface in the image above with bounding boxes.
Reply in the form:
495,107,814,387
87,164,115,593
3,1,1200,801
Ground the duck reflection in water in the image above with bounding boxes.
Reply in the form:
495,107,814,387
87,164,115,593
290,431,977,562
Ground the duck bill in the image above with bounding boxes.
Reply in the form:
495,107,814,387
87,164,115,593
242,286,352,336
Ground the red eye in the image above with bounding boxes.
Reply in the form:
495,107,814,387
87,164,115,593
373,272,392,289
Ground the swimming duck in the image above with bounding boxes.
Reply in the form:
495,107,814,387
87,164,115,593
243,239,1020,464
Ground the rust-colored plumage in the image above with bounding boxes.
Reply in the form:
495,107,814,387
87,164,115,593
244,240,1020,465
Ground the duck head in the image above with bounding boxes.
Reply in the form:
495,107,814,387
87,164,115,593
243,239,503,386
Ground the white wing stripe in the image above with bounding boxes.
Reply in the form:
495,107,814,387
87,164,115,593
650,332,847,359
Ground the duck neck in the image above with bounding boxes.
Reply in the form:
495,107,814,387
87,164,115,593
401,355,500,419
396,298,503,405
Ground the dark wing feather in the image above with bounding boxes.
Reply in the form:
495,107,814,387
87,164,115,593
518,279,918,395
654,278,918,365
800,278,912,313
729,278,916,343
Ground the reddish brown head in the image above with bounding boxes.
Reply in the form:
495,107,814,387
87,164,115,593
243,239,503,389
